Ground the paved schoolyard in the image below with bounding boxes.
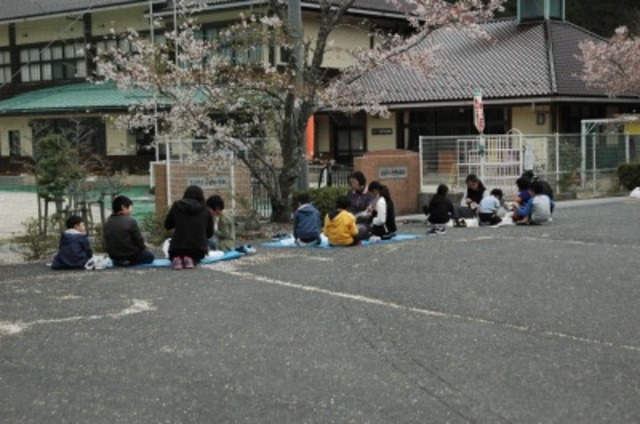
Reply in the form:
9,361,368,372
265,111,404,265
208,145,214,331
0,197,639,423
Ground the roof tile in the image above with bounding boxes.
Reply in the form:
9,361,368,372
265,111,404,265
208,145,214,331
360,18,613,104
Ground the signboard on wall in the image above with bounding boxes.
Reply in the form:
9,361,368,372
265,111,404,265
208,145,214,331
188,176,230,189
371,128,393,135
379,166,408,179
626,122,640,135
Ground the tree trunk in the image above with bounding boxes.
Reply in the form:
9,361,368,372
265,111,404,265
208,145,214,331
269,93,310,222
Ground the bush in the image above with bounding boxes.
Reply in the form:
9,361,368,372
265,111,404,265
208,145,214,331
292,186,349,218
16,217,59,261
617,162,640,190
141,210,171,246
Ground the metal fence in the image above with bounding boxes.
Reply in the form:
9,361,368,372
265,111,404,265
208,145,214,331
251,164,353,218
419,133,640,196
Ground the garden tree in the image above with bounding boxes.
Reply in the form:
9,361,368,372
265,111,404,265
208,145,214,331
97,0,504,222
34,133,85,206
578,26,640,97
31,119,120,234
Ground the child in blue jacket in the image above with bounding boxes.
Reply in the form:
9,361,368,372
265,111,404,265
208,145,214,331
51,216,93,270
513,181,554,225
293,193,322,245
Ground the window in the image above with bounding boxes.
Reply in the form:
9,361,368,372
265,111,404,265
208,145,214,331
278,46,291,64
0,51,11,83
20,42,86,82
135,131,155,155
198,26,263,65
9,130,21,157
94,36,142,54
332,112,366,164
31,119,106,155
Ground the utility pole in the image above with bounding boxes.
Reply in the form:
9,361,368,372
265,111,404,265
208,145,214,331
288,0,309,189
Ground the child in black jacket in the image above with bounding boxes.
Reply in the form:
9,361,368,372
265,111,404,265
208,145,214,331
423,184,456,235
165,185,214,269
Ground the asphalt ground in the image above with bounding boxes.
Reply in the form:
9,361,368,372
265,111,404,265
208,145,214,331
0,197,639,423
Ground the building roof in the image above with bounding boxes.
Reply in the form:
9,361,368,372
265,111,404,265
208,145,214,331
165,0,403,14
0,0,405,23
0,82,152,115
359,18,632,106
0,0,166,23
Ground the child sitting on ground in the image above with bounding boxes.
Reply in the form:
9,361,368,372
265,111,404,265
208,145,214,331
367,181,397,240
206,195,236,251
206,195,256,254
103,196,155,266
293,193,322,246
164,185,213,270
424,184,455,235
51,215,93,270
323,196,360,246
478,188,504,226
513,181,555,225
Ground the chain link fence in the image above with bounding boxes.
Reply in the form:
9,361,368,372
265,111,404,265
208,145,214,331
420,133,640,197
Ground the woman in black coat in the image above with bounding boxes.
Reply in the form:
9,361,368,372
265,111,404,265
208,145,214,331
164,185,213,268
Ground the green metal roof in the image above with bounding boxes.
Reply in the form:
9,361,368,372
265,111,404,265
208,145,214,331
0,82,154,115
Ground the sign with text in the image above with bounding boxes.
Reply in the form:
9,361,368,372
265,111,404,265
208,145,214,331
371,127,393,135
188,176,230,189
379,166,408,180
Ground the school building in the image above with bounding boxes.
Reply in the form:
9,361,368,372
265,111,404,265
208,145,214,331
0,0,638,201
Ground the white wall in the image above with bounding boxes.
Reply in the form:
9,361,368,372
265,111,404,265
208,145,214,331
0,117,33,157
511,104,552,134
304,15,370,68
367,114,396,151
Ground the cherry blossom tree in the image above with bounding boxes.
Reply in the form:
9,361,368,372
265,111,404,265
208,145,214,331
579,26,640,97
96,0,504,222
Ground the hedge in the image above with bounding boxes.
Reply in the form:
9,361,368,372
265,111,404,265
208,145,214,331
291,186,350,218
617,162,640,190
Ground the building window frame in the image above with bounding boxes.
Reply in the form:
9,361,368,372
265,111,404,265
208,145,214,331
0,50,11,83
331,112,367,165
19,41,86,82
8,130,21,157
198,24,264,65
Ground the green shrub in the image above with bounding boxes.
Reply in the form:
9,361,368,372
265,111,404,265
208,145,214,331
617,162,640,190
16,217,59,261
292,186,349,218
141,210,171,246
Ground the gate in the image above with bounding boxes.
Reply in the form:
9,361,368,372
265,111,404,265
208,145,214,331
419,134,524,195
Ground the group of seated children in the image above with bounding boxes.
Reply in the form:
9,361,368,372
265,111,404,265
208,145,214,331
52,186,243,271
52,194,155,270
422,172,555,233
292,172,397,247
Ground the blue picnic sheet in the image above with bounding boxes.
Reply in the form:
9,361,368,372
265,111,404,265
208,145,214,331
262,234,423,249
140,250,243,267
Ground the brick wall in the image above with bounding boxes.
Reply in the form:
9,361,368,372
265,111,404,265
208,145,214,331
354,150,420,214
153,162,253,216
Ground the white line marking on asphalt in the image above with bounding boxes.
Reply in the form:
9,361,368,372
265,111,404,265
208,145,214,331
220,269,640,354
0,299,156,337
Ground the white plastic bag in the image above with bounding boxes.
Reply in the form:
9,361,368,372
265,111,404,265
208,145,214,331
85,255,112,270
207,250,225,260
162,238,171,258
630,187,640,199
